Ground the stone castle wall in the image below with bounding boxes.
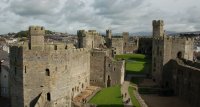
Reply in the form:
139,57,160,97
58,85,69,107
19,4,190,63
10,26,91,107
77,30,104,49
90,49,125,87
10,45,90,107
111,38,124,55
10,26,125,107
152,20,194,84
162,59,200,107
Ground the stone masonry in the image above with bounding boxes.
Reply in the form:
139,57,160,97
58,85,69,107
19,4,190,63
9,26,125,107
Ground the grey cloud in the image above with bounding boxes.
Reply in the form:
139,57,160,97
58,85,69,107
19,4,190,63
9,0,60,16
0,0,200,34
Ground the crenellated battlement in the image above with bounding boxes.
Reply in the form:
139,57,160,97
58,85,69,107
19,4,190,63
152,20,164,26
77,30,100,37
29,26,45,36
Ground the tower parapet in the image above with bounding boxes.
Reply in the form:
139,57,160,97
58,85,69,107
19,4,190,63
152,20,164,37
106,30,112,39
29,26,45,49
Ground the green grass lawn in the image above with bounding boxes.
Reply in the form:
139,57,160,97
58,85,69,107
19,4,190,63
115,54,151,74
89,85,123,107
128,86,141,107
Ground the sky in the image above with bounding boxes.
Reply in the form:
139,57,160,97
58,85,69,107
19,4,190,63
0,0,200,34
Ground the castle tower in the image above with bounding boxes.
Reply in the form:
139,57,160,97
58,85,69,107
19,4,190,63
106,30,112,39
152,20,164,37
77,30,86,48
106,30,112,48
29,26,45,49
122,32,129,46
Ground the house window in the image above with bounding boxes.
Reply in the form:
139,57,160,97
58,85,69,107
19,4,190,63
46,69,50,76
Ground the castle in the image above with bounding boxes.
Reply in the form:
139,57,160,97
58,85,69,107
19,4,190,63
152,20,200,107
9,26,125,107
7,20,200,107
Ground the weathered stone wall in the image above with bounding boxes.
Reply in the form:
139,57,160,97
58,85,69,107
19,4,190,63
162,59,200,107
10,44,90,107
152,37,164,84
29,26,45,50
138,37,152,55
152,20,164,37
90,49,125,87
90,50,107,87
111,38,124,55
123,33,139,54
152,20,194,85
77,30,104,49
10,26,91,107
10,46,24,107
171,37,194,60
105,57,125,87
10,26,125,107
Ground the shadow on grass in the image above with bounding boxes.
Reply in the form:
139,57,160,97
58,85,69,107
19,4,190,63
126,56,152,75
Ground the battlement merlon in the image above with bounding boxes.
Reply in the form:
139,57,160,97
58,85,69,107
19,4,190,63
122,32,129,36
77,30,100,36
29,26,45,36
152,20,164,26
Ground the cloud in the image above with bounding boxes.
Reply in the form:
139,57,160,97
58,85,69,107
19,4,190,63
0,0,200,34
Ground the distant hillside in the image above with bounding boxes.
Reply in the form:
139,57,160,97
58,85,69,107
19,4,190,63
14,30,54,38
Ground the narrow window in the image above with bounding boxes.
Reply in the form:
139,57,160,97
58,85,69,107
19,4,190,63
24,66,26,73
82,83,84,88
15,67,17,75
157,46,159,55
54,45,57,50
46,69,50,76
65,45,68,49
47,93,51,101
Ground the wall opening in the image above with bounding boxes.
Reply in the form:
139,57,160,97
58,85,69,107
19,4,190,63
65,45,68,49
45,69,50,76
47,93,51,101
54,45,57,50
14,67,17,75
24,66,26,73
107,75,111,87
177,51,182,59
82,83,84,88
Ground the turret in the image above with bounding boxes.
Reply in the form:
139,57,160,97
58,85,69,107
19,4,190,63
29,26,45,49
106,30,112,39
152,20,164,37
